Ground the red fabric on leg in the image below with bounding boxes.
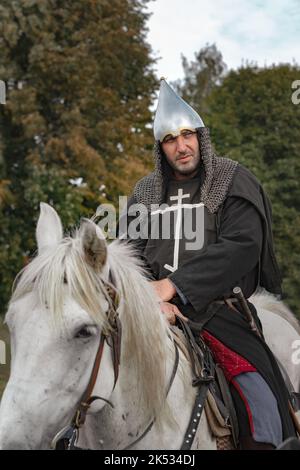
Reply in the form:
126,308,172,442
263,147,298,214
201,329,257,381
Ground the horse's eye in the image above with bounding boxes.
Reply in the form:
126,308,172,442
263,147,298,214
75,325,97,339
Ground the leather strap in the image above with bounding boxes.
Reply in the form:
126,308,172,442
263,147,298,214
181,384,209,450
72,332,106,428
215,364,239,448
224,297,240,314
111,316,122,389
176,318,215,450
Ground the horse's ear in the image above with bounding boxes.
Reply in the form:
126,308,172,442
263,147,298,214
36,203,63,253
80,219,107,270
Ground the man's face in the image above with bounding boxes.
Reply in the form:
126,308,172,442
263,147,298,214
161,130,200,180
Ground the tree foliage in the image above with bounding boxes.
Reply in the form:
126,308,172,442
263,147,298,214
175,44,227,114
0,0,157,313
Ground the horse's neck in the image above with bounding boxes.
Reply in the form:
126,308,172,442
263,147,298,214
79,343,216,450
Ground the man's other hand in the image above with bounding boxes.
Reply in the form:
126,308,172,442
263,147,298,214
150,278,176,302
159,302,188,325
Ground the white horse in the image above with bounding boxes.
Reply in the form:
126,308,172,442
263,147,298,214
0,203,299,450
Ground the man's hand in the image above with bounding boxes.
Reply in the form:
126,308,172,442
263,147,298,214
150,278,176,302
159,302,188,325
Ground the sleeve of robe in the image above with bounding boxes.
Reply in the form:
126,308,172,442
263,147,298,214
168,196,264,313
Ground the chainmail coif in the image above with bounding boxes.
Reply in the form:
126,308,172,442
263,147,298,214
133,127,239,214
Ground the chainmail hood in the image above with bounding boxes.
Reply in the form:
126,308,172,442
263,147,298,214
133,127,239,213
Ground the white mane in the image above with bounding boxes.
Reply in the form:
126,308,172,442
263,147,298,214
10,230,179,424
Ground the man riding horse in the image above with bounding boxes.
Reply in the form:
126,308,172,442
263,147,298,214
120,79,298,449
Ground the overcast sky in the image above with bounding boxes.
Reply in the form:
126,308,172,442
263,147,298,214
146,0,300,82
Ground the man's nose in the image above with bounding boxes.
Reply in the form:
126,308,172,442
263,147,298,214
176,135,188,153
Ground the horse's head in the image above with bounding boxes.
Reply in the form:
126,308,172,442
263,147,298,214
0,203,117,449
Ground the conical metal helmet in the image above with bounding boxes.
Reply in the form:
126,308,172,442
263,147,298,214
153,79,204,142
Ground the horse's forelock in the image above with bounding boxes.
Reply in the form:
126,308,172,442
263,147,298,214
10,235,111,331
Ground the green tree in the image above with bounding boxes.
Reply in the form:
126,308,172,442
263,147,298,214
175,43,227,114
0,0,157,314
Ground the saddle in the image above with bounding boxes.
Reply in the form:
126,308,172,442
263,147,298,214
173,313,300,450
172,318,239,450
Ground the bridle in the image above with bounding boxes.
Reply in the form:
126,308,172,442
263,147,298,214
72,302,122,429
51,276,211,451
51,277,122,450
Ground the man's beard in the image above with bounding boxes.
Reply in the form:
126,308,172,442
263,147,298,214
168,152,201,176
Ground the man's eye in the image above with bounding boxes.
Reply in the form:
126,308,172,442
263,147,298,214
181,131,194,138
163,135,175,144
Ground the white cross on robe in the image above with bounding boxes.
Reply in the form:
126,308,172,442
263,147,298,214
164,188,190,273
151,188,204,273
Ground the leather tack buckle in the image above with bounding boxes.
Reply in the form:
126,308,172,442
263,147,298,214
51,425,79,450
